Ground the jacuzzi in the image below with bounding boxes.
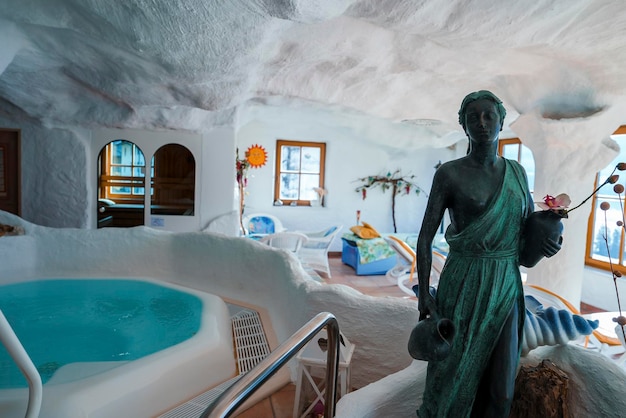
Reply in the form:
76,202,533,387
0,278,237,418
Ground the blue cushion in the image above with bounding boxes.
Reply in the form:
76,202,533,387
248,216,275,234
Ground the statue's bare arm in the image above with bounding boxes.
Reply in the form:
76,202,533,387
417,165,451,320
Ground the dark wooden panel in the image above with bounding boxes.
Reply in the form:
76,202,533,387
98,204,143,228
0,129,20,216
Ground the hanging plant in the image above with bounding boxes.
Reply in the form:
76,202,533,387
354,169,426,232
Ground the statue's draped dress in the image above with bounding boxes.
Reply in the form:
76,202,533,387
418,159,530,417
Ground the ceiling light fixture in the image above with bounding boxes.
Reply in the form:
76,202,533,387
401,119,443,126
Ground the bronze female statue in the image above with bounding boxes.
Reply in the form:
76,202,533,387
414,90,561,417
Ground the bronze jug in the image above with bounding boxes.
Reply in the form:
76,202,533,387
408,314,455,362
520,210,565,268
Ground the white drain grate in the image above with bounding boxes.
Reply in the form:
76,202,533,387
232,309,271,374
158,308,270,417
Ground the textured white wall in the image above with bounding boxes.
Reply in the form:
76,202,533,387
512,107,626,306
4,104,454,241
0,116,91,228
235,101,455,251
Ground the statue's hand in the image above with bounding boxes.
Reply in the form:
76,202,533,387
418,292,437,321
542,235,563,258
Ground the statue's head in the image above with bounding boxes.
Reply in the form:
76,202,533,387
458,90,506,132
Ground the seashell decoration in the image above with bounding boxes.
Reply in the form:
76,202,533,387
521,295,599,356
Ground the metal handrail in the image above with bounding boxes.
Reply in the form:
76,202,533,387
0,309,42,418
201,312,340,418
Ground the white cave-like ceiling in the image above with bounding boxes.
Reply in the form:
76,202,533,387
0,0,626,148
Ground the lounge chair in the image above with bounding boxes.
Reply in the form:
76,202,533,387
297,225,343,278
385,235,445,297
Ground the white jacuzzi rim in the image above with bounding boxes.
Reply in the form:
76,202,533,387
0,276,237,418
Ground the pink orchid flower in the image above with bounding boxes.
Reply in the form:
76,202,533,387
536,193,571,211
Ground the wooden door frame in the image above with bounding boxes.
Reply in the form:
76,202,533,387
0,128,21,216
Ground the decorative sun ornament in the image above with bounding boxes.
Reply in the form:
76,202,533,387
246,144,268,168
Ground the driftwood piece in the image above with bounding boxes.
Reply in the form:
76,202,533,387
0,223,24,237
510,359,569,418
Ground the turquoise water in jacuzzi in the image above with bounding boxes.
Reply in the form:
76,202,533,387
0,279,203,389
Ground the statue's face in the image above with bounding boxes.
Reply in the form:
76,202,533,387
463,98,501,143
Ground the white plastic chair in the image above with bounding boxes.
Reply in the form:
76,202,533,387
297,225,343,278
260,232,309,254
242,213,286,237
298,225,343,279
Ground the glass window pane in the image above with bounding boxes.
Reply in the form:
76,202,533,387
100,140,150,203
595,135,626,202
111,141,123,165
111,166,125,176
589,198,623,264
301,147,320,173
134,146,145,166
281,146,301,171
519,146,535,192
120,143,133,166
275,141,324,204
279,173,299,199
112,186,130,194
501,143,519,160
299,174,320,199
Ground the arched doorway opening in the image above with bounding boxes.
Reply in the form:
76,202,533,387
151,143,195,216
97,139,148,228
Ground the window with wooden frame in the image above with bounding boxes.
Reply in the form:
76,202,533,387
274,140,326,206
99,140,152,203
498,137,535,194
586,125,626,271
